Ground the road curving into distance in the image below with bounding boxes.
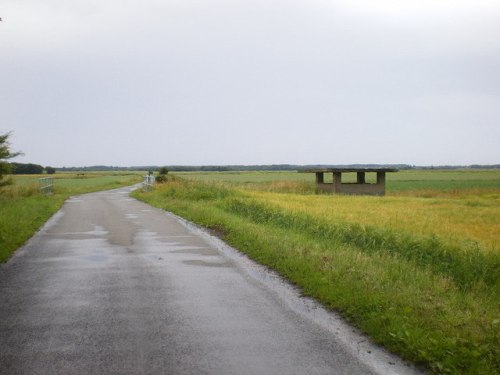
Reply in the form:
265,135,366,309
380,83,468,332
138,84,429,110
0,186,422,375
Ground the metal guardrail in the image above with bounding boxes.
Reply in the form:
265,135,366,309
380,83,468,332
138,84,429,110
142,175,155,192
39,177,54,194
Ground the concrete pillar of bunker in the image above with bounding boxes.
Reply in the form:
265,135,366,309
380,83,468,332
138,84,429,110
377,172,386,185
357,172,366,184
333,172,342,193
377,172,386,195
316,172,324,184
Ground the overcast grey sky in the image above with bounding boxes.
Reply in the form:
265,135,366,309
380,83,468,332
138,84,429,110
1,0,499,167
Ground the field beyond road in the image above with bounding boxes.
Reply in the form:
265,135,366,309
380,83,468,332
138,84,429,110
133,169,500,374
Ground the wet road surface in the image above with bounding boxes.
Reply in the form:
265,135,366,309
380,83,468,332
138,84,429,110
0,186,421,374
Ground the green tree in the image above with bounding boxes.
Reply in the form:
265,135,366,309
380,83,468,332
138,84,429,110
45,166,56,175
0,132,23,187
11,163,44,174
158,167,169,175
155,166,169,183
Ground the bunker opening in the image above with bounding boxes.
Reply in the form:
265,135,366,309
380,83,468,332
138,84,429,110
299,168,398,196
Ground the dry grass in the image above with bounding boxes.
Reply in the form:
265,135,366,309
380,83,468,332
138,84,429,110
244,190,499,253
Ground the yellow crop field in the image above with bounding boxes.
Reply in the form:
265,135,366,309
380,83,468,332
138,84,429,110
247,191,499,253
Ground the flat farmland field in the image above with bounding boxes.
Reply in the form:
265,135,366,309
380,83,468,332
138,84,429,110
179,169,500,192
134,169,500,374
8,171,143,194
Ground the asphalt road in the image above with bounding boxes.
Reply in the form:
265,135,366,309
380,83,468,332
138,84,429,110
0,186,421,375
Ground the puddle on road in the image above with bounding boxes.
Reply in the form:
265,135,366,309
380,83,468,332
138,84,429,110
182,259,232,268
88,225,108,236
171,248,219,256
49,225,108,239
143,254,165,262
155,238,197,244
84,254,109,262
66,198,83,203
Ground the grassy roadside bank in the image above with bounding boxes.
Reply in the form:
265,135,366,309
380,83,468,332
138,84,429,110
0,172,142,262
132,176,499,374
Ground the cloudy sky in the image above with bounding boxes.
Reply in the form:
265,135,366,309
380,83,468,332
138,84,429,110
1,0,499,167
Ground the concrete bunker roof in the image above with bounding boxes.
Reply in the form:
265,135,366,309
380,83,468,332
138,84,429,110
299,168,399,173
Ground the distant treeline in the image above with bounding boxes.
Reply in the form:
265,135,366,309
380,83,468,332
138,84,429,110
56,164,500,172
10,163,56,174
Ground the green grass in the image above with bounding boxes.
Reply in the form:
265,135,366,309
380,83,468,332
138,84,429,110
389,170,500,192
0,172,143,262
132,172,500,374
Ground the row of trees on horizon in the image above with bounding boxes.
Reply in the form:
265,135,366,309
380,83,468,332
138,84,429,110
2,132,499,177
9,163,56,175
55,164,500,172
